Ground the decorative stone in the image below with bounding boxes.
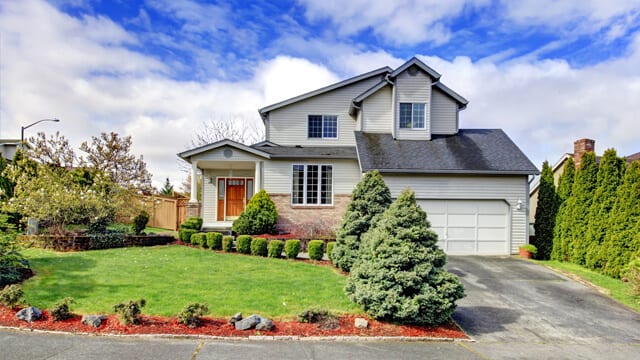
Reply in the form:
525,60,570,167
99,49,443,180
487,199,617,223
229,312,243,325
234,314,260,331
256,318,274,331
81,315,107,328
16,307,42,322
354,318,369,329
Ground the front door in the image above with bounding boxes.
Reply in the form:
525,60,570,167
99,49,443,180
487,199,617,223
225,178,246,219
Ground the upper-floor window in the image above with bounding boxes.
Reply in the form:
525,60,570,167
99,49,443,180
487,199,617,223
399,103,426,129
308,115,338,139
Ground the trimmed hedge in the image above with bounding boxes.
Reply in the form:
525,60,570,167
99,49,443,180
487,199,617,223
236,235,252,254
268,240,284,258
190,233,207,247
206,232,223,250
326,242,336,262
285,239,301,259
222,236,234,252
179,229,196,244
308,240,325,261
250,238,268,257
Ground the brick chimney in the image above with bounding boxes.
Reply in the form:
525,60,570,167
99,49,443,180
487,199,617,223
574,138,595,168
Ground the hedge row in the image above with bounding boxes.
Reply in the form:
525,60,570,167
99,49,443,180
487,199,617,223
18,234,175,252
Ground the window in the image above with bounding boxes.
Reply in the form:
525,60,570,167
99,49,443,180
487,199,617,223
291,164,333,205
308,115,338,139
399,103,426,129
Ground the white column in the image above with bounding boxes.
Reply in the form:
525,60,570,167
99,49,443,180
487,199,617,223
189,161,199,203
254,161,262,194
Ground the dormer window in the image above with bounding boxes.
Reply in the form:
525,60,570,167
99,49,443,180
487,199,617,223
399,103,426,129
308,115,338,139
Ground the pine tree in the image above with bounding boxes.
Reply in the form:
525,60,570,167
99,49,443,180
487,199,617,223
584,149,626,269
532,161,559,260
567,152,598,265
345,189,465,325
331,170,391,272
160,178,174,196
551,158,576,260
601,161,640,277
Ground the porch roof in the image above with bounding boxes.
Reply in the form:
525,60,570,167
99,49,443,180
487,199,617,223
178,139,271,163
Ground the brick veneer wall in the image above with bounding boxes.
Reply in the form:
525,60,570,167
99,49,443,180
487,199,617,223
269,193,350,239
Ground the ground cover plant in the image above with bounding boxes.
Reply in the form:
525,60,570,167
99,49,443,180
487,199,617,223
20,245,359,318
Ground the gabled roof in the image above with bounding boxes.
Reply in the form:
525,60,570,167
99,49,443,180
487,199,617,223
178,138,270,162
355,129,539,175
433,82,469,107
389,57,441,80
258,66,392,116
252,144,357,159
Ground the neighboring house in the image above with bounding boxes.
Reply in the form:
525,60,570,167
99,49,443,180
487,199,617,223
179,57,539,255
529,138,640,226
0,139,21,162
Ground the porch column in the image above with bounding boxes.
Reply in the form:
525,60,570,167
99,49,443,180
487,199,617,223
254,161,262,194
189,161,199,203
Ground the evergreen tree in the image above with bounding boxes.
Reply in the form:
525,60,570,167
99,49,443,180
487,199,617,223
584,149,626,269
601,161,640,278
532,161,559,260
231,190,278,235
160,178,174,196
567,152,598,264
551,158,576,260
345,189,464,325
331,170,392,272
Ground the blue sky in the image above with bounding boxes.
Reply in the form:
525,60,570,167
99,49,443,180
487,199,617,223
1,0,640,188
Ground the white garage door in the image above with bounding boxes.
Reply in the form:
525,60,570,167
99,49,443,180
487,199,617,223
417,200,509,255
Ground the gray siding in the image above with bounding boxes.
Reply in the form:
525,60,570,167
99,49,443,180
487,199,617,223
431,88,458,135
382,174,529,254
361,86,392,133
202,169,254,225
395,70,431,140
263,159,361,195
267,76,383,146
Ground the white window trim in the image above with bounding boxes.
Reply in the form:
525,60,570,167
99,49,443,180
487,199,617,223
290,164,334,206
398,102,426,130
307,115,339,140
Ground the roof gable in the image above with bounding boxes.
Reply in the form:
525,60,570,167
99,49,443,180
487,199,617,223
178,139,270,162
390,57,441,80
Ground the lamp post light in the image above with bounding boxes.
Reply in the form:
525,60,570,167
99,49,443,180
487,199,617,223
20,118,60,144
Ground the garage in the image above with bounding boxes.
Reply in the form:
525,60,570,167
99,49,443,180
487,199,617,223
417,200,510,255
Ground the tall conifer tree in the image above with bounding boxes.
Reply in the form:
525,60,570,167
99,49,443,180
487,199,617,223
552,158,576,260
567,152,598,264
533,161,559,259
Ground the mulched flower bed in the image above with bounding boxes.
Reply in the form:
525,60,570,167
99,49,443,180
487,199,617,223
0,306,467,339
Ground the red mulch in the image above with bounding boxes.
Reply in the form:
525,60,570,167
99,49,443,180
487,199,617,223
0,306,467,339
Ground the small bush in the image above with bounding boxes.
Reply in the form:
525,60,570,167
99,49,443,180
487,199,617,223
327,242,336,262
206,232,223,250
50,297,75,321
179,217,202,231
0,284,24,309
236,235,252,254
232,190,278,235
179,229,196,244
132,210,150,235
177,302,209,328
297,308,334,323
250,238,268,257
519,244,538,256
195,233,208,248
222,236,234,252
308,240,325,261
285,239,301,259
623,259,640,296
113,298,146,325
268,240,284,258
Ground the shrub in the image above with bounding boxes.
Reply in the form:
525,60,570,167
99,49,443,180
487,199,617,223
0,216,31,287
177,302,209,328
206,232,223,250
623,258,640,296
532,161,558,260
250,238,268,257
232,190,278,235
236,235,252,254
179,229,197,244
88,232,126,250
285,239,301,259
308,240,325,261
326,242,336,262
268,240,284,258
179,217,202,231
297,308,333,323
50,297,75,321
345,189,465,326
0,284,25,309
192,233,207,248
113,298,146,325
222,236,234,252
519,244,538,256
132,210,150,235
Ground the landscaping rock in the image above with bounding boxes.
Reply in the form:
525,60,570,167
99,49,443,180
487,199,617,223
82,315,107,328
355,318,369,329
16,307,42,322
256,317,274,331
229,312,243,325
234,314,260,330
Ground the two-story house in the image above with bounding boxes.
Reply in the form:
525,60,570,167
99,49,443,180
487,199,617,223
179,57,539,255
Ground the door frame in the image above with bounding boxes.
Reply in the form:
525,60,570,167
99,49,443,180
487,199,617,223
216,176,254,221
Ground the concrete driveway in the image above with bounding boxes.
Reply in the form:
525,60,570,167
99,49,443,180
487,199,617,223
446,256,640,344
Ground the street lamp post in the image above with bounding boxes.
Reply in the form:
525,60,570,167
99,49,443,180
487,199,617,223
21,118,60,144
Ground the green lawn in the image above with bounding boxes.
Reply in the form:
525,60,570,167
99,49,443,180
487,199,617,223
539,260,640,312
21,246,360,319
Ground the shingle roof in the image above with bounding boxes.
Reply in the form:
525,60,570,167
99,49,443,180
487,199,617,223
252,144,358,159
355,129,539,175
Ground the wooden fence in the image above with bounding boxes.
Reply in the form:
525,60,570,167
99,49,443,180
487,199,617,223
135,195,188,230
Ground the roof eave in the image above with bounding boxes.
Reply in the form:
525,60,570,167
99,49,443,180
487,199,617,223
178,139,271,162
390,57,441,80
368,168,540,176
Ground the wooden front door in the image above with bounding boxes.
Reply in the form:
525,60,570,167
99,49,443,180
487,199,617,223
225,178,246,219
